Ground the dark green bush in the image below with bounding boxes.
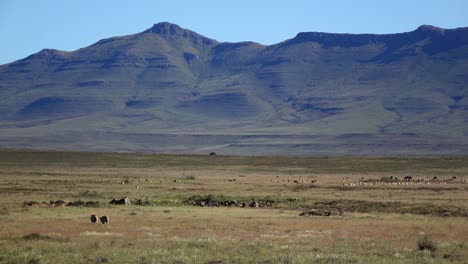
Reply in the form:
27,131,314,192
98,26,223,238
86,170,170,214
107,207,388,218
417,236,437,252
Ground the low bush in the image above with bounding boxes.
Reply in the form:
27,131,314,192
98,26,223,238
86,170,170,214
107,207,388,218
22,233,51,241
417,236,437,252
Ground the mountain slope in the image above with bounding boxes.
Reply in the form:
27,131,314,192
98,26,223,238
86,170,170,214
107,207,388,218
1,22,467,155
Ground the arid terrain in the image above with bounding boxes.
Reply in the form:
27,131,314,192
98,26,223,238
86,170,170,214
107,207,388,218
1,23,468,155
0,150,467,263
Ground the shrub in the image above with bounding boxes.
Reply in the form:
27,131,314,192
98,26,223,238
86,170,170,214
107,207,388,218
27,259,40,264
0,207,8,215
123,177,131,184
417,236,437,252
22,233,50,241
77,190,102,198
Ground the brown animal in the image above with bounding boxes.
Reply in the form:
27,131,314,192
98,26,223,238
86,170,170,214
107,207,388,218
90,214,98,223
100,215,109,224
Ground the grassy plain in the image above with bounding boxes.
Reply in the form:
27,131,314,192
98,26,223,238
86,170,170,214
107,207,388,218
0,150,467,263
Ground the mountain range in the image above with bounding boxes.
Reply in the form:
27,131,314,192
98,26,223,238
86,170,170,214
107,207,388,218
1,22,467,155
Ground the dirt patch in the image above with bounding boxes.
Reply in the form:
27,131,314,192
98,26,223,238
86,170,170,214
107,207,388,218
185,195,274,208
23,200,99,207
331,186,459,192
307,200,468,217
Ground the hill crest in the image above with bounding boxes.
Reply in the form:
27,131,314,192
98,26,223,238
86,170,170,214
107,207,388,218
0,22,467,155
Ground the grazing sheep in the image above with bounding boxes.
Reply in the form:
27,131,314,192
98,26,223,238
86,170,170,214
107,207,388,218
404,176,412,182
90,214,98,223
100,215,109,224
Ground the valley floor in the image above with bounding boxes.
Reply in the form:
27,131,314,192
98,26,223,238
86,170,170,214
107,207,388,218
1,132,467,156
0,150,467,263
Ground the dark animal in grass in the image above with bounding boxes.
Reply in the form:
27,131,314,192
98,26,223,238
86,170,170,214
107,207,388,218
299,209,343,217
109,197,131,205
250,201,260,208
209,152,216,156
404,176,412,182
90,214,98,223
100,215,109,224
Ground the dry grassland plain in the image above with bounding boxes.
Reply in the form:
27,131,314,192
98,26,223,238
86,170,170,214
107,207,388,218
0,150,467,263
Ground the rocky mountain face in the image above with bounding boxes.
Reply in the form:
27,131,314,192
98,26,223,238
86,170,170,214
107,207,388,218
1,22,467,155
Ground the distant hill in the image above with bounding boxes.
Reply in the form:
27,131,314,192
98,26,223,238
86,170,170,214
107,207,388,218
1,22,467,155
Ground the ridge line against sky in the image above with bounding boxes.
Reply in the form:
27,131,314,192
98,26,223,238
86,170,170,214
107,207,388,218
1,0,468,64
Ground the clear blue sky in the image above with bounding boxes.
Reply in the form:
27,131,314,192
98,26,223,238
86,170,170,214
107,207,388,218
1,0,467,64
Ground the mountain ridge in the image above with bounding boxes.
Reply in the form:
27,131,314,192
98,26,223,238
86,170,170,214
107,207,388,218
5,22,468,65
0,22,467,155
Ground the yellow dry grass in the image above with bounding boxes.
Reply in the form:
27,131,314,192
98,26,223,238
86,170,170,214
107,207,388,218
0,150,467,263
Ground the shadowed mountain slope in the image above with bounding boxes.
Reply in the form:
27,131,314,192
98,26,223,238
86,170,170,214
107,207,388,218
1,22,467,155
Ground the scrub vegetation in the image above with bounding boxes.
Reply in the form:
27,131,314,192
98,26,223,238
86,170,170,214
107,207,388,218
0,149,467,263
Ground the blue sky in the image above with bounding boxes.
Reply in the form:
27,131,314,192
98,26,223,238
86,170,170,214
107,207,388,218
1,0,467,64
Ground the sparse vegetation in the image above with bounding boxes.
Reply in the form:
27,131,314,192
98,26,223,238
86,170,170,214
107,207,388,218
21,233,51,241
417,236,438,252
309,200,468,217
0,150,466,263
1,23,468,157
77,190,102,198
184,175,196,180
23,200,100,207
0,207,8,215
